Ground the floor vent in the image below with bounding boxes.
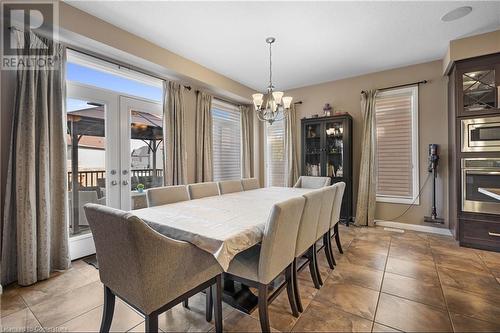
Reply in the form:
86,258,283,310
383,227,405,233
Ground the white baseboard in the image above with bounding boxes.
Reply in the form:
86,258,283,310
375,220,453,236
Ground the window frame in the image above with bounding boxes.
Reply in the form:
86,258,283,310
375,85,420,205
211,99,242,181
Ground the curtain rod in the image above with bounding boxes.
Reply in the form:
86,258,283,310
361,80,428,95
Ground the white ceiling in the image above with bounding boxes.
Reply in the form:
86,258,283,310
66,1,500,91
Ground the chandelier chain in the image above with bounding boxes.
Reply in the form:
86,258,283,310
268,40,272,89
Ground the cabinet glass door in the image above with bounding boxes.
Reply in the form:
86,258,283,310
325,121,344,179
304,122,322,176
463,69,497,112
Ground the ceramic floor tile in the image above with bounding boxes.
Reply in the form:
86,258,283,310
0,286,27,318
340,248,387,271
381,272,445,309
371,322,402,332
433,252,490,275
442,286,500,324
450,313,500,332
388,244,435,265
57,299,143,332
437,266,500,303
375,293,452,332
250,289,299,332
0,308,42,332
315,280,379,320
385,256,439,284
221,310,279,332
30,280,103,328
329,262,384,291
476,251,500,277
291,299,373,332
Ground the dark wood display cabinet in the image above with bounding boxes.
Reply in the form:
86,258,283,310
448,53,500,252
301,114,353,225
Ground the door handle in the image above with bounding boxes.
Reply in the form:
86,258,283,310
111,180,118,186
488,232,500,237
122,180,129,186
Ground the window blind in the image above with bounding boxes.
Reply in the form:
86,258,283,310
212,102,241,181
375,86,418,202
265,119,285,187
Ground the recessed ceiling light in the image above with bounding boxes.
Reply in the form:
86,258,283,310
441,6,472,22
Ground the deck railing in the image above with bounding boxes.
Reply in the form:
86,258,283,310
68,169,164,189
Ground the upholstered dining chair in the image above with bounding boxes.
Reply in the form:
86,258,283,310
293,176,331,189
225,196,306,332
146,185,189,207
241,178,260,191
291,188,323,313
187,182,220,199
218,179,243,194
313,185,336,285
84,204,223,333
330,182,346,254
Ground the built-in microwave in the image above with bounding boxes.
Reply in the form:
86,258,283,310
461,116,500,152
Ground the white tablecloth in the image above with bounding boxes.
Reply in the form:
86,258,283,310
132,187,312,270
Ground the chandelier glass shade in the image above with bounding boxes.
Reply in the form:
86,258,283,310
252,37,293,125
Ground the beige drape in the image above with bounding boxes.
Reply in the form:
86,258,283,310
163,82,187,185
195,92,213,182
355,90,378,226
284,104,299,187
1,31,70,286
240,105,253,178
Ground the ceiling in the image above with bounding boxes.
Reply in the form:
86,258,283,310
66,1,500,91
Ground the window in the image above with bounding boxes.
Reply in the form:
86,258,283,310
265,119,285,187
212,100,241,181
375,86,419,204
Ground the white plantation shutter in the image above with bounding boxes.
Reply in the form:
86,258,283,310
265,119,285,187
375,86,419,203
212,101,241,181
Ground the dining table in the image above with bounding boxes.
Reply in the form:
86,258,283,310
132,186,313,313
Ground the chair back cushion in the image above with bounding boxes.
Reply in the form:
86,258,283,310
146,185,189,207
241,178,260,191
316,185,336,238
294,176,331,189
258,196,305,284
330,182,346,227
187,182,220,199
295,189,323,256
83,203,221,314
218,180,243,194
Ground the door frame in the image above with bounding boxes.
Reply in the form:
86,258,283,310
67,82,162,259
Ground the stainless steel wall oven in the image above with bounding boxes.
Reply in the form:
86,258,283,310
462,158,500,215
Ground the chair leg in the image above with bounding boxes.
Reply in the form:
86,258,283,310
145,314,158,332
284,264,299,317
258,283,271,333
334,223,343,254
100,286,115,333
323,231,336,269
213,275,223,333
183,299,189,308
292,258,303,313
205,286,213,322
308,245,322,289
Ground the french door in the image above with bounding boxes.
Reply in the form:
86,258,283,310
67,82,162,259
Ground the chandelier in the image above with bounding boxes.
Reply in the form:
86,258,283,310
252,37,293,125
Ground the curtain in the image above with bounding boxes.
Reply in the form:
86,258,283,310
163,81,187,185
1,31,70,286
195,92,213,182
355,90,378,226
284,104,299,187
240,105,253,178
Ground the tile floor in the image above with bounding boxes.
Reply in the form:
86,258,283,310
2,225,500,332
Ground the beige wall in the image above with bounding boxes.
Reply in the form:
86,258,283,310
443,29,500,74
286,60,449,227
